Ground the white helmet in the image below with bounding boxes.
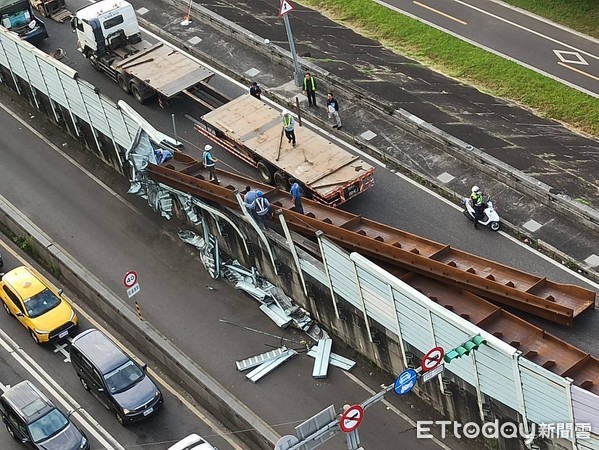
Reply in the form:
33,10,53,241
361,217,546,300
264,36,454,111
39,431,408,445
282,109,290,116
471,185,480,193
204,144,212,151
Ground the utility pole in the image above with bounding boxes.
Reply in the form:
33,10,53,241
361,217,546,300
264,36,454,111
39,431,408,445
279,0,303,87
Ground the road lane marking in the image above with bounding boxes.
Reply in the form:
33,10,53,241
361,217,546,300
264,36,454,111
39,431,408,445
53,340,72,362
393,171,599,290
452,0,599,62
414,1,467,25
0,100,145,220
558,61,599,81
371,0,599,98
0,328,124,450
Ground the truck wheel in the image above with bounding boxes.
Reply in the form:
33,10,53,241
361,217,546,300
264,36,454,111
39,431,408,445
256,161,273,184
130,82,146,104
40,6,49,17
118,74,130,94
274,170,289,190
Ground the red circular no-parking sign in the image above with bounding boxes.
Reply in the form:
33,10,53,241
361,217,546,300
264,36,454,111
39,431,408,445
123,271,138,288
421,346,445,372
339,404,364,433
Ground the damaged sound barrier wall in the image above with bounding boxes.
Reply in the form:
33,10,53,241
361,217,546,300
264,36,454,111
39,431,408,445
128,175,599,450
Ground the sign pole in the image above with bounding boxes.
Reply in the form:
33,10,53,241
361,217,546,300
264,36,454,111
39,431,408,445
280,1,303,87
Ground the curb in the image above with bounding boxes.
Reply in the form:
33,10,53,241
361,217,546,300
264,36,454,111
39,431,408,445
0,193,279,450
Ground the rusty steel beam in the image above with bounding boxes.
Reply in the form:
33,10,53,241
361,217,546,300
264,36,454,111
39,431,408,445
381,267,599,394
280,212,595,326
146,155,596,326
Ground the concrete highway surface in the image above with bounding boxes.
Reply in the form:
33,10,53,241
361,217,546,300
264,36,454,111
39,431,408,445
0,237,241,450
375,0,599,97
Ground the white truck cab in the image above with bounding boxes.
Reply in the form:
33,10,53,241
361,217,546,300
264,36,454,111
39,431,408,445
71,0,141,57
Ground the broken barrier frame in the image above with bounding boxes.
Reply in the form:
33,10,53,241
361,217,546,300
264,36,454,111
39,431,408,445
279,214,308,296
315,231,341,320
159,185,251,255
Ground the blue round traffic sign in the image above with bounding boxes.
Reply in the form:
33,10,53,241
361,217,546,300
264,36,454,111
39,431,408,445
394,368,418,395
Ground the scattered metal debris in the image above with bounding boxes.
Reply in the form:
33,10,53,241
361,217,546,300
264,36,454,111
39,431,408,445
146,181,172,219
174,193,202,226
222,260,328,342
201,233,220,279
177,227,219,279
312,339,333,379
178,230,205,250
307,347,356,372
259,303,292,328
246,348,298,383
236,347,289,371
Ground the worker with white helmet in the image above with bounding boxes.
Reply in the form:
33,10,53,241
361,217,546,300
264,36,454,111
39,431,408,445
254,190,271,229
282,110,296,147
202,144,219,183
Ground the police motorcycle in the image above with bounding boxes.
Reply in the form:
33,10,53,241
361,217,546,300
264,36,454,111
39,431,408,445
462,187,501,231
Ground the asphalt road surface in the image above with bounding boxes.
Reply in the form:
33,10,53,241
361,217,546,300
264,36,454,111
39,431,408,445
0,238,241,450
376,0,599,97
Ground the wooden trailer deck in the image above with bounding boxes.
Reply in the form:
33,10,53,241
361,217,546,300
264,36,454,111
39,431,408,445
201,95,375,203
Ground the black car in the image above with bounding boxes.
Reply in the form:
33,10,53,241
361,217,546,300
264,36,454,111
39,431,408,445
70,328,163,425
0,380,89,450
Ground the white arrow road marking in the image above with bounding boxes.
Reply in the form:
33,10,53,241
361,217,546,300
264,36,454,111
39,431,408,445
53,341,71,362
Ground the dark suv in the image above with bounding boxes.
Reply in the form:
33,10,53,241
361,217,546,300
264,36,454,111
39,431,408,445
70,328,163,425
0,380,89,450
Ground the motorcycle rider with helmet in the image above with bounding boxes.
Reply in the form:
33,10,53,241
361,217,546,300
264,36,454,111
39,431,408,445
470,186,485,230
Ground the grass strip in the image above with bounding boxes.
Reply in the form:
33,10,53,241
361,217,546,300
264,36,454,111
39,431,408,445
502,0,599,39
300,0,599,137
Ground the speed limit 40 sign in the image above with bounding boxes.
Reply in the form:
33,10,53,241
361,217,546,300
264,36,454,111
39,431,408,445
123,271,140,298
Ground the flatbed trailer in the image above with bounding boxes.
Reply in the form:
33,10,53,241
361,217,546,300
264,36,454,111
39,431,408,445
198,95,375,206
107,41,214,104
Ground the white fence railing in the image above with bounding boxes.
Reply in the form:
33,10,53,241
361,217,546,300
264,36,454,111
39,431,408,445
316,234,599,449
0,27,137,165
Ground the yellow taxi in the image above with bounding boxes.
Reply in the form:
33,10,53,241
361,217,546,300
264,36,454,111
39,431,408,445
0,266,78,344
